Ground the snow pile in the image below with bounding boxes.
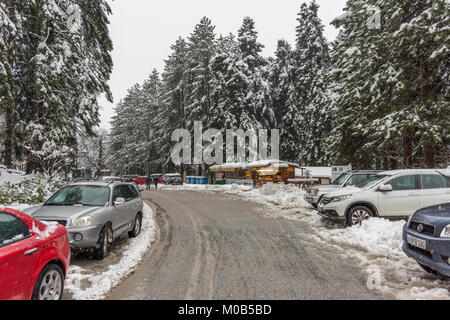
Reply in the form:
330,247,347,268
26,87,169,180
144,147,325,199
0,168,27,185
65,203,157,300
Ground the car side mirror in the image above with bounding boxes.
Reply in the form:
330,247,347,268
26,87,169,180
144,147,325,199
378,184,393,192
114,197,126,206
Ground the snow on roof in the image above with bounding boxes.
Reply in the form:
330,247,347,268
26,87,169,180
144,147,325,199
246,159,300,169
302,167,332,178
210,163,247,170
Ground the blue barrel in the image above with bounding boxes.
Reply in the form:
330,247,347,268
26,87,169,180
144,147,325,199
187,176,192,184
201,177,208,185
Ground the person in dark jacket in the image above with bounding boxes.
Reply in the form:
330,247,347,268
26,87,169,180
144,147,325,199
146,175,152,190
154,176,159,190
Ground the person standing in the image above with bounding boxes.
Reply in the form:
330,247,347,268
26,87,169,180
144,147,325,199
154,176,159,190
146,174,152,190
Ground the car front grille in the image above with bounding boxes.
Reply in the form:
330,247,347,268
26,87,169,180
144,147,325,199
410,221,435,236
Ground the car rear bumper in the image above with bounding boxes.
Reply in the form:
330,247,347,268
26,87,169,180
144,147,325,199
402,224,450,277
67,225,104,250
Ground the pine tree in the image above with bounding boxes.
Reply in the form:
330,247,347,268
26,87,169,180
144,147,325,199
327,0,450,169
294,1,331,165
185,17,216,130
269,39,299,162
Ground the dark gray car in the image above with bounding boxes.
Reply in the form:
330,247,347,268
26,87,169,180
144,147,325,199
24,182,144,259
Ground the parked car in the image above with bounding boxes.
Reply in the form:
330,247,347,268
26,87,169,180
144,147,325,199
0,208,70,300
317,169,450,226
24,182,144,260
304,170,380,208
163,173,183,185
122,175,138,182
132,176,148,185
403,202,450,277
100,176,123,183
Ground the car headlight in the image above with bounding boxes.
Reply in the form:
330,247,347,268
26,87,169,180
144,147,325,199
331,195,352,203
440,224,450,238
72,216,93,228
311,188,319,195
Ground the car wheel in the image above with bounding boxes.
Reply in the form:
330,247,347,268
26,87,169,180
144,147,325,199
94,225,112,260
128,213,142,238
346,205,373,226
32,264,64,300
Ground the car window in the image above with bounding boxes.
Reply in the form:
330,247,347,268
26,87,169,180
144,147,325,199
420,174,448,189
128,185,139,199
345,174,368,186
388,175,418,191
46,186,110,206
0,213,29,247
333,173,350,185
119,185,133,201
112,186,124,202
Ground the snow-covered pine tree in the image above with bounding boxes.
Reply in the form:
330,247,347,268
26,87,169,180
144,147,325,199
294,0,331,166
327,0,449,169
0,0,113,175
269,39,300,162
185,17,216,131
157,37,189,172
210,17,273,132
0,1,16,167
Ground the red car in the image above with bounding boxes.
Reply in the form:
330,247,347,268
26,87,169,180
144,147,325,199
0,208,70,300
132,176,148,185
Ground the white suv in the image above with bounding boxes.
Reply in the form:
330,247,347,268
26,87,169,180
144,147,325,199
317,169,450,226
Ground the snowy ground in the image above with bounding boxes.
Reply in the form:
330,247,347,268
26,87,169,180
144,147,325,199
164,183,450,300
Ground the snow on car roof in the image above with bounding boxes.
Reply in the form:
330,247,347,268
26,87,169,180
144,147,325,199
164,173,181,176
379,169,450,176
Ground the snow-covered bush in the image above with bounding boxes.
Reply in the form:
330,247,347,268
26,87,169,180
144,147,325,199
0,173,65,205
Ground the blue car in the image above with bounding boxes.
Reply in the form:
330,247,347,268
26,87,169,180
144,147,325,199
403,202,450,277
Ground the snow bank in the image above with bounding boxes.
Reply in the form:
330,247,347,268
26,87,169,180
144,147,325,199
65,203,157,300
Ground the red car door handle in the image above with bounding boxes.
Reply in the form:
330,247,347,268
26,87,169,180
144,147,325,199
24,248,37,255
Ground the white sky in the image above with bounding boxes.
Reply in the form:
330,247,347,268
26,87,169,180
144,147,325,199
98,0,347,129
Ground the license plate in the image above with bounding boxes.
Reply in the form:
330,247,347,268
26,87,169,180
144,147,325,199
407,235,427,250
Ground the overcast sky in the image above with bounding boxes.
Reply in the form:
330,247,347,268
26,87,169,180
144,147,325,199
98,0,348,129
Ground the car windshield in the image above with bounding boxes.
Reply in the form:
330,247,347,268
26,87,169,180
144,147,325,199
166,176,181,180
45,186,110,206
332,173,350,185
356,175,389,189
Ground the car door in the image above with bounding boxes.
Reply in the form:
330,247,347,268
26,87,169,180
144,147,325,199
419,174,450,208
111,185,128,234
126,185,141,224
117,185,134,232
0,212,40,300
377,175,420,217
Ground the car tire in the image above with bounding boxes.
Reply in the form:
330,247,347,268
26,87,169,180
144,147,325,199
94,225,112,260
32,264,64,300
128,213,142,238
346,205,373,226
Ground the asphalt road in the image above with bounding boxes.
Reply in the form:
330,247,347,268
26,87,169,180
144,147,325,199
107,190,384,300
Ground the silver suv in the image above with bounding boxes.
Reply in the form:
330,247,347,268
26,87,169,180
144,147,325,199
304,171,380,208
25,182,144,259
